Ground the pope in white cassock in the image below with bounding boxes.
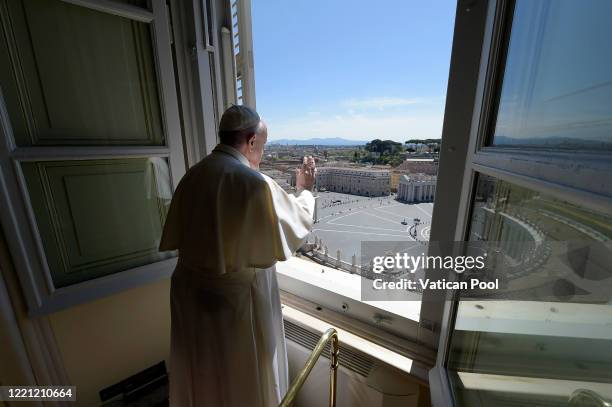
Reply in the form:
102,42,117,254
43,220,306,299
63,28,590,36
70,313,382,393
159,105,316,407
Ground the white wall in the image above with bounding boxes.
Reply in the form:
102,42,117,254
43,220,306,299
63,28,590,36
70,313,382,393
0,229,172,407
47,280,172,406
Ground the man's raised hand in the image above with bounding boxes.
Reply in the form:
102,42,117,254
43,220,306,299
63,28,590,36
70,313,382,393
296,155,316,192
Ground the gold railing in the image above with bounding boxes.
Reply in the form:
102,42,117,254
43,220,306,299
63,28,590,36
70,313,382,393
279,328,339,407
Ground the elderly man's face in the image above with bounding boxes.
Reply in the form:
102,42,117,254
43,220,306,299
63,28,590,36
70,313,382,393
246,122,267,169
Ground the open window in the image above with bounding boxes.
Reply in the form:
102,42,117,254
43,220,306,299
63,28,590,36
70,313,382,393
2,1,609,403
429,0,612,405
229,0,456,377
226,0,255,107
229,0,612,400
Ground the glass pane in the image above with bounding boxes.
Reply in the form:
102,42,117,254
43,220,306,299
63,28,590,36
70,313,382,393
0,0,164,146
491,0,612,151
22,158,174,288
447,174,612,405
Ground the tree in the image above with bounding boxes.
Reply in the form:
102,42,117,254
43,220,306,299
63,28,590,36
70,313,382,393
389,156,404,167
365,139,403,154
405,138,441,144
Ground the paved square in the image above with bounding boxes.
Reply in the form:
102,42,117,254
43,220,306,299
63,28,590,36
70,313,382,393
310,192,433,260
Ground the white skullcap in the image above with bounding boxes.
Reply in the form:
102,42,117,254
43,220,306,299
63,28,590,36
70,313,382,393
219,105,261,132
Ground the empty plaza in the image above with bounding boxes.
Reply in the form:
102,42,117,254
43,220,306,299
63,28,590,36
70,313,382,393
310,191,434,261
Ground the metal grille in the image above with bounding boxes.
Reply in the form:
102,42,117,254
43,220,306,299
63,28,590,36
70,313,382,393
283,320,374,378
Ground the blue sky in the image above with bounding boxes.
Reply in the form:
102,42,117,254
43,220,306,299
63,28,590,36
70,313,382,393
252,0,456,142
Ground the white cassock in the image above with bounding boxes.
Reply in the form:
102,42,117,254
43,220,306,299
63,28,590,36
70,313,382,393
159,143,315,407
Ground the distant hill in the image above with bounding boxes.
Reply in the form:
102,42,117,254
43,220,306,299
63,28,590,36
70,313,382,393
268,137,367,146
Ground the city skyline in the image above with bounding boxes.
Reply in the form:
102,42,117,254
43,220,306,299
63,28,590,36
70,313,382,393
252,0,456,142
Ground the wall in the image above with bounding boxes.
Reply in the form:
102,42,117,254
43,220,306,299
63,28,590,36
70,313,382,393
0,229,172,407
48,280,171,406
0,265,35,390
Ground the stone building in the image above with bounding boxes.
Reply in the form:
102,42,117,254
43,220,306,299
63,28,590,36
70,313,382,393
394,158,438,176
390,170,403,192
315,167,390,197
291,167,391,196
397,173,437,202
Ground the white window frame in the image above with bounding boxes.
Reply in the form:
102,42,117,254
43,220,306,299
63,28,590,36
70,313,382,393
0,0,186,315
229,0,256,107
427,0,612,405
169,0,227,162
276,256,437,374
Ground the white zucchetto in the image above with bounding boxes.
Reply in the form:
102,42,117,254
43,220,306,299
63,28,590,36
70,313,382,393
219,104,260,132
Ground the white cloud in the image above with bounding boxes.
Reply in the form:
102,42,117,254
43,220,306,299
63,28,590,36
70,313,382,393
268,111,443,142
342,97,423,110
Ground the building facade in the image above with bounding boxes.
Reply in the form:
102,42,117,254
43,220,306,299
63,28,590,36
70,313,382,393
397,173,437,202
394,158,438,176
292,167,390,196
390,170,403,192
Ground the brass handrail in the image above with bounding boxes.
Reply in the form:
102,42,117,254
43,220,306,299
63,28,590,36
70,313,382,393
279,328,339,407
569,389,612,407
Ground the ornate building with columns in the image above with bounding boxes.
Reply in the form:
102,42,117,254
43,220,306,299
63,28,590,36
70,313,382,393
290,166,391,197
314,167,391,197
397,173,437,202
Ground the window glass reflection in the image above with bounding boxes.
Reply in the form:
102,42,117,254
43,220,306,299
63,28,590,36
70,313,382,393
491,0,612,150
447,174,612,405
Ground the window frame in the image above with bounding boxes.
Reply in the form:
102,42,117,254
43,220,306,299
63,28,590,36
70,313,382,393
218,0,440,363
169,0,227,163
218,0,612,384
275,256,436,364
0,0,186,315
428,0,612,405
230,0,255,107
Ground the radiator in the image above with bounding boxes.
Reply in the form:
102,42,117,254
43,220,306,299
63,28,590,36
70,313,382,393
283,320,429,407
